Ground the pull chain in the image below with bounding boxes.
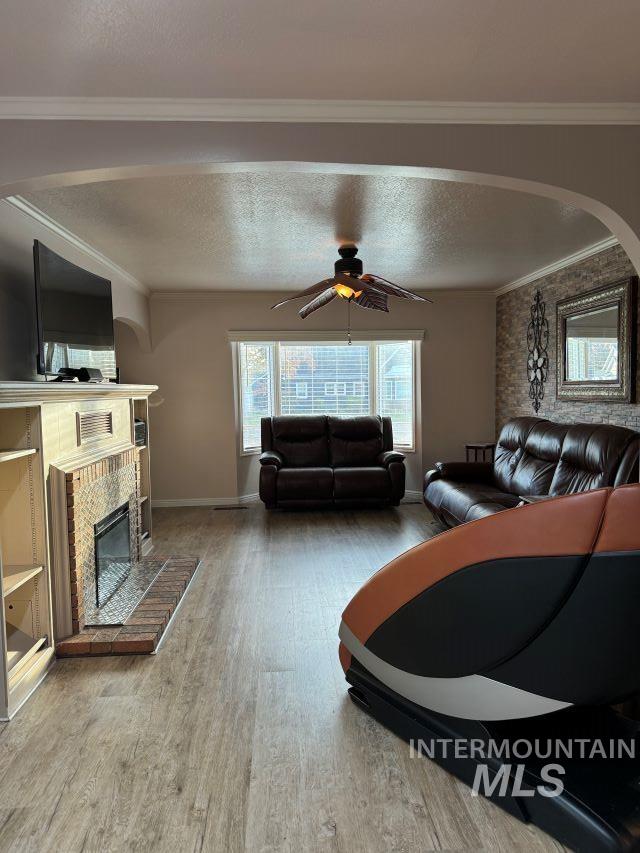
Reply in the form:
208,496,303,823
347,298,352,345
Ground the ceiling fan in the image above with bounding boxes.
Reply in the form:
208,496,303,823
271,246,432,342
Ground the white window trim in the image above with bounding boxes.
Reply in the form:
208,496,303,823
237,342,276,457
228,329,424,342
237,339,418,455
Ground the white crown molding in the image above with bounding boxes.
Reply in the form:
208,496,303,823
1,195,148,295
496,236,620,296
0,97,639,125
150,290,288,301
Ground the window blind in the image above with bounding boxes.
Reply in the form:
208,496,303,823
279,344,370,417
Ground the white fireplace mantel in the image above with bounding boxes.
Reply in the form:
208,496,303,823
0,381,157,405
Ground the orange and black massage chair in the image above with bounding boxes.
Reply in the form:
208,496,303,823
340,485,640,852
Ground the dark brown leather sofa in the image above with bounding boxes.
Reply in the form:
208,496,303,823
259,415,405,509
424,416,640,527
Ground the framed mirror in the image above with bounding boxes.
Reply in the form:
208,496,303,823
556,276,637,402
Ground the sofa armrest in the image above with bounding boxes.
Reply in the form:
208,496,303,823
377,450,405,468
259,450,283,469
435,461,494,482
259,464,278,508
424,468,442,490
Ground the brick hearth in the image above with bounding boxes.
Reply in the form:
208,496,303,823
56,556,200,656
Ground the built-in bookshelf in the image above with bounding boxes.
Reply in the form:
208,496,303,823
0,406,54,720
0,382,156,717
132,397,153,555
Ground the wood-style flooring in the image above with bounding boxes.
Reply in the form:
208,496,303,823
0,504,565,852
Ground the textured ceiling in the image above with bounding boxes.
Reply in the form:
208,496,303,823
1,0,639,101
23,172,610,291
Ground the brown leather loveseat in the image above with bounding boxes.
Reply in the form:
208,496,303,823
259,415,405,509
424,416,640,527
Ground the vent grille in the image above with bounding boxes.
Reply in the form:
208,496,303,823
77,410,114,444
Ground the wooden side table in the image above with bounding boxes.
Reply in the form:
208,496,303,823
465,442,496,462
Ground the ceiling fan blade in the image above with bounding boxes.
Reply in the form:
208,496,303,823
364,273,433,303
271,277,337,310
354,290,389,312
299,287,338,319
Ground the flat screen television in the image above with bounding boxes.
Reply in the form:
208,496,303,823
34,241,117,379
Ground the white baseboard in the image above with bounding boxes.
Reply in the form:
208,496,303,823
401,490,423,503
152,493,259,508
153,491,421,508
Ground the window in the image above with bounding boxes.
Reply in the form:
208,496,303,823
323,381,348,396
566,337,618,381
238,340,416,452
376,342,414,446
238,343,274,451
48,342,117,380
280,344,369,416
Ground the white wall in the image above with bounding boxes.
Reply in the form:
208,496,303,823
116,290,496,503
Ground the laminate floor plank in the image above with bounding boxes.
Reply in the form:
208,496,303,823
0,505,565,852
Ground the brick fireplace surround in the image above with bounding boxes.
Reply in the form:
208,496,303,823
56,447,200,657
65,447,140,634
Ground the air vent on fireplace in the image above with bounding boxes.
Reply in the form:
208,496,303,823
77,410,114,444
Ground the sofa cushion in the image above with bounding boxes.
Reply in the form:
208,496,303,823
426,479,521,526
614,438,640,487
334,466,390,500
272,416,330,467
464,501,519,523
493,417,545,493
507,421,568,496
328,416,384,467
550,423,637,495
277,467,333,500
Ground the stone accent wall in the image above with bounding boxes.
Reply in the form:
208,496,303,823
66,448,140,632
496,244,639,432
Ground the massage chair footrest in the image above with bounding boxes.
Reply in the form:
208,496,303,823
346,660,640,853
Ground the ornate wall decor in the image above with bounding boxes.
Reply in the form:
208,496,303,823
526,289,549,414
556,277,637,403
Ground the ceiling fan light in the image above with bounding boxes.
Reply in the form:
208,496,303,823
334,283,357,298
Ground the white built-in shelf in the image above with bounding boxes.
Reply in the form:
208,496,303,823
6,626,46,681
137,445,147,451
0,448,36,464
3,565,45,598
